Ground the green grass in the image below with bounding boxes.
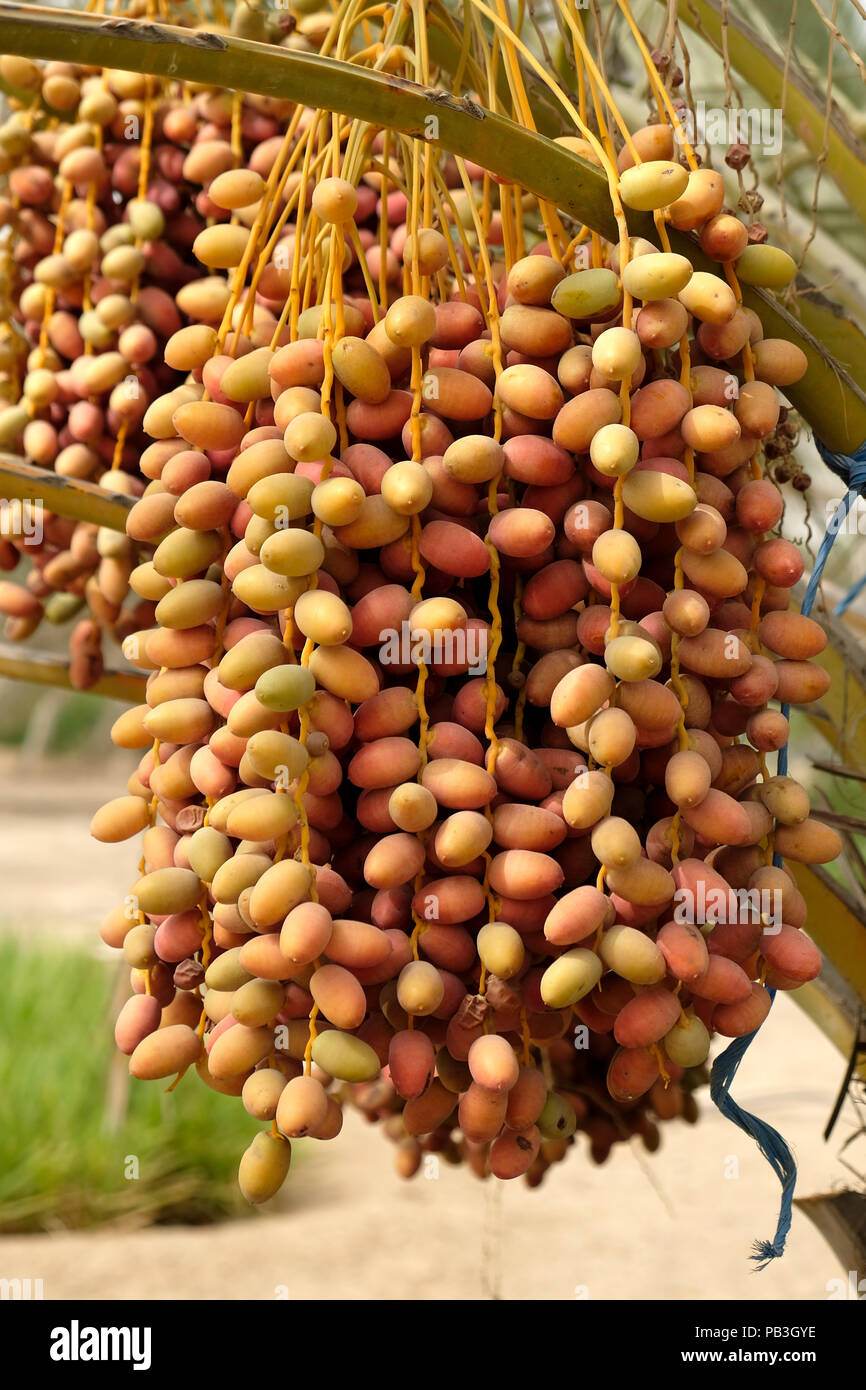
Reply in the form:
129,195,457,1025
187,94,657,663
0,938,263,1232
47,692,111,753
0,682,110,753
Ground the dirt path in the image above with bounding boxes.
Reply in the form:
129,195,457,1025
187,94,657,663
0,755,858,1300
0,751,137,942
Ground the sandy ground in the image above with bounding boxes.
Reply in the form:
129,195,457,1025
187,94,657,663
0,753,860,1301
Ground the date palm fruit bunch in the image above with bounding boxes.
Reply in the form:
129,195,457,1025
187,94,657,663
0,47,296,685
89,1,839,1201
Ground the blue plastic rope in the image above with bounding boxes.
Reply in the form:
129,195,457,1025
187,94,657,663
711,436,866,1266
710,1027,796,1267
834,571,866,617
826,442,866,614
775,440,866,784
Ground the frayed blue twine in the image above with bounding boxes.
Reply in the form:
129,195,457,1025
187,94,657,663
711,435,866,1265
709,1010,793,1267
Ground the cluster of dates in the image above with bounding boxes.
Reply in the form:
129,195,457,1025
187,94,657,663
0,50,295,683
89,107,838,1200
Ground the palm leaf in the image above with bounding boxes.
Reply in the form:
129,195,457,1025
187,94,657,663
0,646,146,702
665,0,866,227
0,454,133,532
